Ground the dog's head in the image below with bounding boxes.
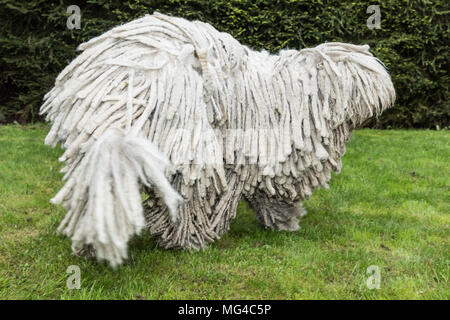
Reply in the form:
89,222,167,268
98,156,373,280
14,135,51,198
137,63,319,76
293,42,396,130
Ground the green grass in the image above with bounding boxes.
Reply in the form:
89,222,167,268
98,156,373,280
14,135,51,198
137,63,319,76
0,123,448,299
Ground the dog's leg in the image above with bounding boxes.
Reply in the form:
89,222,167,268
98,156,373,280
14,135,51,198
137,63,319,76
247,191,307,231
73,244,96,260
144,192,218,250
144,170,245,249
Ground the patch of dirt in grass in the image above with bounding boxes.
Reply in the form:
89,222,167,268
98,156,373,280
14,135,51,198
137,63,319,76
0,228,42,246
215,237,236,249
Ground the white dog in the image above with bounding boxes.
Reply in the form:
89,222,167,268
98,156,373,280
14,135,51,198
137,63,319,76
41,13,395,267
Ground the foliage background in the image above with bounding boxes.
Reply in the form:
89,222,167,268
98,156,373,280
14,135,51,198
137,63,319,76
0,0,448,128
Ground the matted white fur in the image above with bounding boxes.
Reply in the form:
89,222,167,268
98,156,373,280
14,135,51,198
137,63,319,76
52,128,182,267
41,13,395,267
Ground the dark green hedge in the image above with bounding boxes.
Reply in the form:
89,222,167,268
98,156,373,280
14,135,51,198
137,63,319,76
0,0,448,128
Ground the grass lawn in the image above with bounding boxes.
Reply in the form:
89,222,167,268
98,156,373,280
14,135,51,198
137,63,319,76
0,123,448,299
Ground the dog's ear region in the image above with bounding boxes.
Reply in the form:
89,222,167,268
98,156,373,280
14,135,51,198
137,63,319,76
299,42,395,129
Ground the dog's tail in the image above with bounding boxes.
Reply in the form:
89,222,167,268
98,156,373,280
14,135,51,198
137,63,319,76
52,128,183,268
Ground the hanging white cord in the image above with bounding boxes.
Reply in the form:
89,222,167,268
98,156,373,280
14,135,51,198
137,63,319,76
126,69,135,133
